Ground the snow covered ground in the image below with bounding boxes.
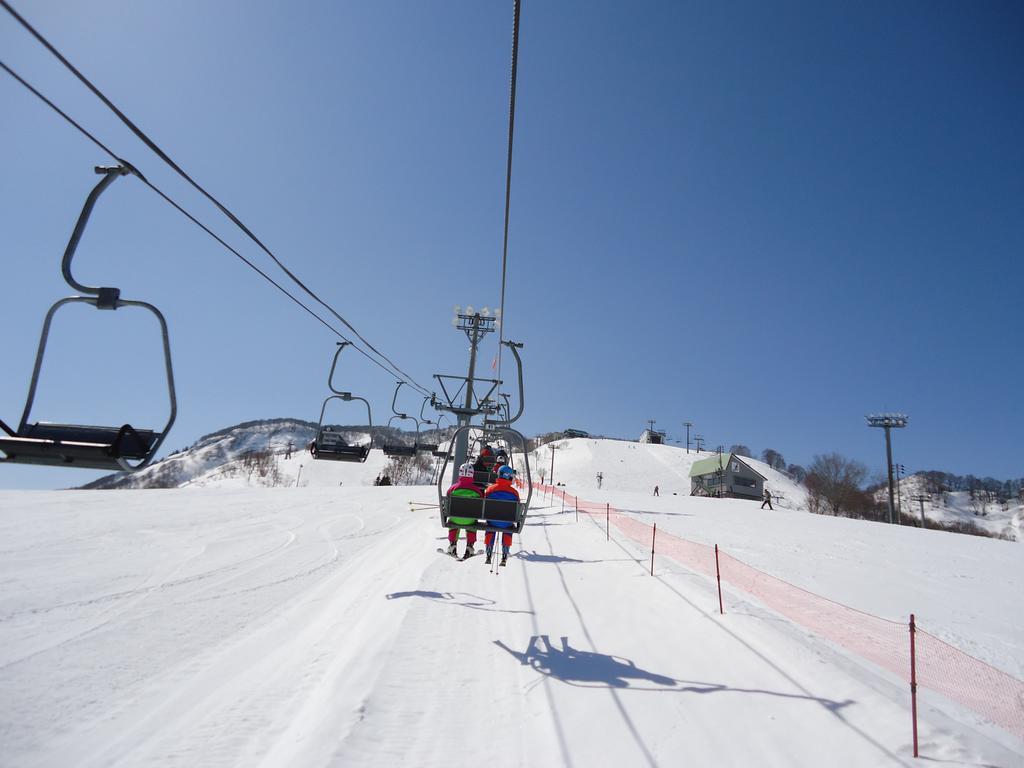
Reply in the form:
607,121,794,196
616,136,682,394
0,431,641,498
879,474,1023,540
1,471,1021,766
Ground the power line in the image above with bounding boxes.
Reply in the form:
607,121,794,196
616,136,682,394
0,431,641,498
497,0,521,379
0,58,430,392
0,0,431,396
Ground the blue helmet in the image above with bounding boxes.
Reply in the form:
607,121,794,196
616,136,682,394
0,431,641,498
497,464,515,480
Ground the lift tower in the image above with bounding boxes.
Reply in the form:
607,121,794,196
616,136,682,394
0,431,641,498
432,307,524,485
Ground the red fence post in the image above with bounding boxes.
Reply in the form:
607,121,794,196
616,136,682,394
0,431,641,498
650,524,657,576
715,544,724,615
910,613,919,758
606,503,610,541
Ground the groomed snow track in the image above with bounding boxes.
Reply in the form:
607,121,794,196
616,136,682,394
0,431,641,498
0,486,1020,767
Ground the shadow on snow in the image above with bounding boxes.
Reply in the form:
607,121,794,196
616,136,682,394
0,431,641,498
495,634,854,711
385,590,533,615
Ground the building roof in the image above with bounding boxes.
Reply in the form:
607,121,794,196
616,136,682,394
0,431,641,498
689,453,766,480
690,453,730,477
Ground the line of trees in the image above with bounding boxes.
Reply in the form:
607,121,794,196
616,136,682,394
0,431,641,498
728,445,806,483
916,471,1023,501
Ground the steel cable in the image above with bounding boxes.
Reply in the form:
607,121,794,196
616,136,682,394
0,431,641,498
0,58,429,391
1,0,432,396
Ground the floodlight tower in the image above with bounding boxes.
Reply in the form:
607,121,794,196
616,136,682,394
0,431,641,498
866,413,908,525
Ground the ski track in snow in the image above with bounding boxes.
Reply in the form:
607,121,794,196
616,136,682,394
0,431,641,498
0,484,1021,767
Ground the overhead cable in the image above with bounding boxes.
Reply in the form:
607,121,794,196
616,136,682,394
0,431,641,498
497,0,521,380
0,0,432,396
0,59,430,392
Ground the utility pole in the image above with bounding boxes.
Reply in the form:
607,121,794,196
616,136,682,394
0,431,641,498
911,494,929,529
866,414,908,525
683,422,693,453
549,442,557,485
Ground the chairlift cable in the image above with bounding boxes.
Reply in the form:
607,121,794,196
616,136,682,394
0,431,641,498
0,0,432,397
0,59,430,393
496,0,521,382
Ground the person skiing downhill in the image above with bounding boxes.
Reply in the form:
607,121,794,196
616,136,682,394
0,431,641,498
445,462,481,558
484,465,519,566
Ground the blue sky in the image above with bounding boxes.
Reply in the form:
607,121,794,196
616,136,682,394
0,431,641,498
2,0,1021,490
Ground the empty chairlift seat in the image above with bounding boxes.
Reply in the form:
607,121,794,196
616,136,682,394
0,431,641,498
0,420,162,472
310,427,370,463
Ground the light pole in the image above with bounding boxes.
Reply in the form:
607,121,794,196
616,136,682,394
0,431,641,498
683,422,693,453
866,413,908,525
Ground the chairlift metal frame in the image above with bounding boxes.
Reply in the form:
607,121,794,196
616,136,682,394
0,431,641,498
310,343,372,462
436,424,532,534
0,165,176,472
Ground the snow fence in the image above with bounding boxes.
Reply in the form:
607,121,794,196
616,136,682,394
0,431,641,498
535,484,1024,751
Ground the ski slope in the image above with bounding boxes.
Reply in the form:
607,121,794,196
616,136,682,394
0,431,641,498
1,479,1021,767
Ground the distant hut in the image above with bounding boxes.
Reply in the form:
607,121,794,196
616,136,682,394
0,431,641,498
639,428,665,445
689,453,765,500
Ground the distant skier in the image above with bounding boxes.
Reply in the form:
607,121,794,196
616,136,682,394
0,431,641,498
653,485,659,497
484,465,519,566
445,462,481,558
761,488,773,510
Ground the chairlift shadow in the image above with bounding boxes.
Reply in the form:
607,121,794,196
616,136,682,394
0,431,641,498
385,589,533,615
495,635,854,711
515,550,588,564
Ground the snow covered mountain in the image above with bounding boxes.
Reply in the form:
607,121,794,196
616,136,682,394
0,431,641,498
874,474,1023,541
80,419,444,490
78,423,1020,543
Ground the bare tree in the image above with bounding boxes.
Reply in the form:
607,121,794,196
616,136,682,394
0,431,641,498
761,448,787,471
729,444,753,458
805,453,869,517
383,454,434,485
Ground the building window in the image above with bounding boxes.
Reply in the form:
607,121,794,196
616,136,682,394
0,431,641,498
734,476,756,488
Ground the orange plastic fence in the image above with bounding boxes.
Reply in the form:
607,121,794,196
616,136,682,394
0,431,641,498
536,484,1024,741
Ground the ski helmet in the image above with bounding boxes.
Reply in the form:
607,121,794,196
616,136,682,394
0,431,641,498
459,462,475,478
497,464,515,480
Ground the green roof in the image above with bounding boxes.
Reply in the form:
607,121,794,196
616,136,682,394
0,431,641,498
689,453,732,478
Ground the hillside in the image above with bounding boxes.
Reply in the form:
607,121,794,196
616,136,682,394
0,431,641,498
527,437,808,508
874,475,1023,541
1,477,1021,765
80,419,444,491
